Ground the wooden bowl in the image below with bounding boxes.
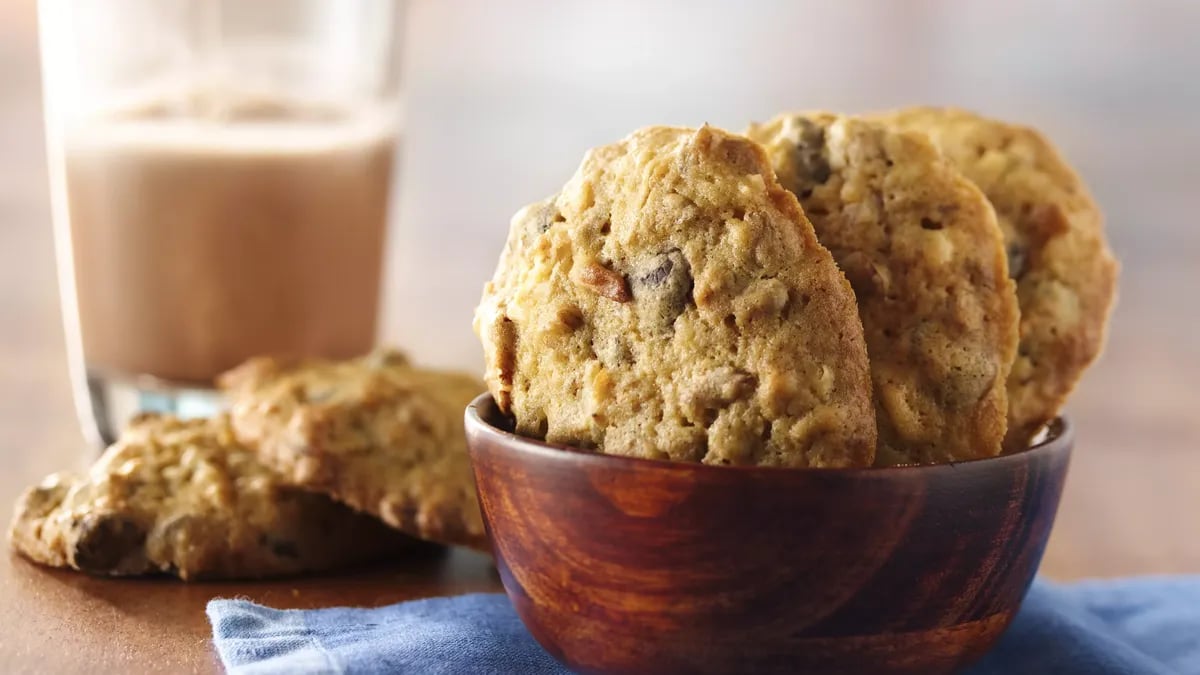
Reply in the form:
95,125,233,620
465,394,1072,675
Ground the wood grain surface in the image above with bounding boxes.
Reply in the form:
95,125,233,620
1,1,1198,673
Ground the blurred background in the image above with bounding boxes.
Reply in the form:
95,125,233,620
1,0,1197,578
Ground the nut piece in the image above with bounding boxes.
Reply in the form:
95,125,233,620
573,261,631,303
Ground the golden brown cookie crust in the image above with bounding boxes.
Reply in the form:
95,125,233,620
747,113,1019,465
475,125,876,467
872,107,1118,451
8,414,407,580
220,350,488,550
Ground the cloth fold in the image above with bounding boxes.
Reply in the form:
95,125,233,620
208,577,1200,675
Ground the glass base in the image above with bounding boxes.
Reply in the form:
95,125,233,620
86,370,225,446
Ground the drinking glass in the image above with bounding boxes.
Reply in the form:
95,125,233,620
39,0,406,445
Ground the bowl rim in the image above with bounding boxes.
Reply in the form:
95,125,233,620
465,393,1073,476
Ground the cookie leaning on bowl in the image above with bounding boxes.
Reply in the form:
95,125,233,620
9,414,411,580
475,124,876,467
219,350,488,550
746,112,1019,465
869,107,1118,452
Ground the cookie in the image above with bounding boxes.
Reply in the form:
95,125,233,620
219,350,488,550
8,414,408,580
870,107,1118,451
474,125,876,467
746,113,1019,465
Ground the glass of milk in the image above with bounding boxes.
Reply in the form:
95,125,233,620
39,0,406,445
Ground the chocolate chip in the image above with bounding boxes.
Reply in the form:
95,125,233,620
920,217,943,230
793,119,831,186
1007,243,1027,279
638,252,677,287
71,513,148,574
632,250,693,334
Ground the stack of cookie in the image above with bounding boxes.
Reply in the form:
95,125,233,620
9,350,486,580
475,108,1117,468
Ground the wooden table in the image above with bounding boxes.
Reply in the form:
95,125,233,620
1,1,1198,672
0,550,500,673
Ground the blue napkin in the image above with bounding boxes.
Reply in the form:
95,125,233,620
208,577,1200,675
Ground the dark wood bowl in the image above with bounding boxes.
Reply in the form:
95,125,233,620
465,394,1072,675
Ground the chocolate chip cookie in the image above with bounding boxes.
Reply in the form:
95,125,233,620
219,350,487,550
9,414,408,580
475,125,876,467
871,107,1118,451
746,113,1019,465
